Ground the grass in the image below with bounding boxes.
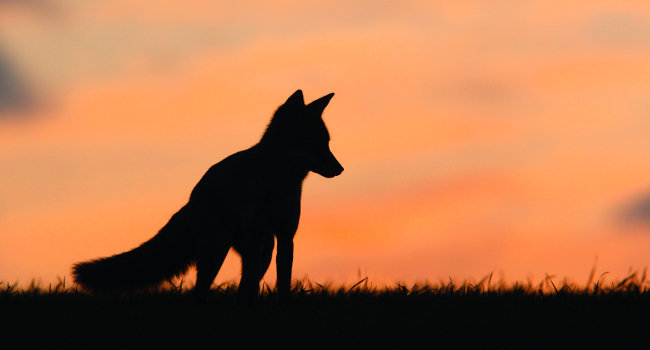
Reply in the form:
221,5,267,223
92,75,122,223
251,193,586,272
2,272,649,349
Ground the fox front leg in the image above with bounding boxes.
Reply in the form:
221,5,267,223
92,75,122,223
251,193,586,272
276,237,294,301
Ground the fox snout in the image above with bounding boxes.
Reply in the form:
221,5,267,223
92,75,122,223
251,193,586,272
313,152,344,178
320,161,343,178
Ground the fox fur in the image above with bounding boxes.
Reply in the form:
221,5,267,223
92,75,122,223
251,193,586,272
72,90,343,301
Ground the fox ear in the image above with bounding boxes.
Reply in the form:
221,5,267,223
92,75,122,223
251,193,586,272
285,89,304,107
307,92,334,114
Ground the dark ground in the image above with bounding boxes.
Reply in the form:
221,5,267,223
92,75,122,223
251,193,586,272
1,279,649,349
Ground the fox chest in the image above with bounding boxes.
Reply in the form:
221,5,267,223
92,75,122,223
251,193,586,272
229,181,302,237
263,189,302,238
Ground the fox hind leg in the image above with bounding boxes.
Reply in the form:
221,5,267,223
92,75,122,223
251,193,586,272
193,243,229,301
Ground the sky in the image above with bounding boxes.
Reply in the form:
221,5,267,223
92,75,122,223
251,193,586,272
1,0,650,288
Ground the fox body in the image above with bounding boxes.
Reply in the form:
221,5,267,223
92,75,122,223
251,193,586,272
72,90,343,301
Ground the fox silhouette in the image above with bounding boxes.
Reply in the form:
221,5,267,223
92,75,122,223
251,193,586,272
72,90,343,302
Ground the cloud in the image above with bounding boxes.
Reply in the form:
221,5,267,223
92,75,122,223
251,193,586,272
588,13,650,48
0,0,422,89
619,192,650,225
0,49,36,115
0,0,53,9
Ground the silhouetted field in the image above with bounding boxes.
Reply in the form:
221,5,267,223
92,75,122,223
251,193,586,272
2,273,649,349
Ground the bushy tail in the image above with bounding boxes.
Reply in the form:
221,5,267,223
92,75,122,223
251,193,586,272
72,205,196,292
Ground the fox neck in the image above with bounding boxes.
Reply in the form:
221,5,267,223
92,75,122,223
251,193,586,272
258,114,311,183
255,141,310,184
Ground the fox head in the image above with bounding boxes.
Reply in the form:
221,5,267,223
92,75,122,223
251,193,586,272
261,90,344,178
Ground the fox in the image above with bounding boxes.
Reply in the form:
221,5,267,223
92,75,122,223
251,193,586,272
72,89,343,302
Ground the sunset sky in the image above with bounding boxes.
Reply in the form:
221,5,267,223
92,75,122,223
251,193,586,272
1,1,650,288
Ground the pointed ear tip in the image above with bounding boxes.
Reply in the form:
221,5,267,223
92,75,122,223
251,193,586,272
288,89,303,98
286,89,305,104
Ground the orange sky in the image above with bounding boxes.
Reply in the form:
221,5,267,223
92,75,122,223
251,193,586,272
1,1,650,288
